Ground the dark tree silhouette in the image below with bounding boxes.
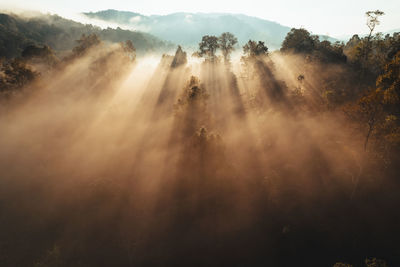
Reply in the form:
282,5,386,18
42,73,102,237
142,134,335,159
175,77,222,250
243,40,269,58
281,28,318,53
363,10,385,64
171,45,187,68
195,35,219,62
218,32,238,62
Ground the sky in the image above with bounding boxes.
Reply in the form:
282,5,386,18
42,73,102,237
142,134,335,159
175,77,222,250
1,0,399,38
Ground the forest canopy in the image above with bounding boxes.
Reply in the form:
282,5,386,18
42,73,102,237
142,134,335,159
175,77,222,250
0,13,173,58
0,8,399,267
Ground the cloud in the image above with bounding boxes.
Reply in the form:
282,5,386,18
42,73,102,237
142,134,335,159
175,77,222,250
129,16,142,23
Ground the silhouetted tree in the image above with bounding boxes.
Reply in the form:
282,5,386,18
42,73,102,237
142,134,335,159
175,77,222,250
218,32,237,63
281,28,318,53
363,10,385,65
314,40,347,63
195,35,219,62
243,40,269,58
366,10,385,43
171,45,187,68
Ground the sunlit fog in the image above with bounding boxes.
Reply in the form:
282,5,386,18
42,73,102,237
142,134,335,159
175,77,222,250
0,4,399,267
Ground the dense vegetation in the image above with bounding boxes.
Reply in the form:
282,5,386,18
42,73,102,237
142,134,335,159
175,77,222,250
0,13,173,58
0,9,400,267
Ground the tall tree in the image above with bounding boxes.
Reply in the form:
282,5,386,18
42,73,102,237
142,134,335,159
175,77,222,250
171,45,187,68
363,10,385,64
195,35,219,62
218,32,238,63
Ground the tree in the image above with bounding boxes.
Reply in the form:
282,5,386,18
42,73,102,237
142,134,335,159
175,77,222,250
171,45,187,68
242,40,269,58
72,34,101,57
363,10,385,65
218,32,238,62
281,28,318,53
0,58,38,93
22,45,53,59
314,40,347,63
195,35,219,62
22,44,59,66
121,40,136,61
175,76,209,109
345,89,385,151
377,50,400,114
366,10,385,42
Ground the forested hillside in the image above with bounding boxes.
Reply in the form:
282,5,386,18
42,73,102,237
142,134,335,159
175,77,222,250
84,9,337,49
0,13,173,58
0,8,399,267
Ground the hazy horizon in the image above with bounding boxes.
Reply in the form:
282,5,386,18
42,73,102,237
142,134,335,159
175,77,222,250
1,0,399,39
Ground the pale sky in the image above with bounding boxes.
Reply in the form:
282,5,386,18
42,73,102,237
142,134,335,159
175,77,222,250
1,0,399,38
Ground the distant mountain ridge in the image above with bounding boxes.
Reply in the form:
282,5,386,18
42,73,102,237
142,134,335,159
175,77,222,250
0,12,173,58
84,9,336,49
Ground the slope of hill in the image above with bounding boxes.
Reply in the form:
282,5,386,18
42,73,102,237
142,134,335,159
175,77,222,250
0,12,173,58
83,9,337,49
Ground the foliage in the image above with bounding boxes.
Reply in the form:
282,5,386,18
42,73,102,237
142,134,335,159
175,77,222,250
218,32,238,62
243,40,269,58
377,51,400,112
345,88,384,150
195,35,220,62
281,28,318,54
0,13,171,58
171,45,187,68
281,28,347,63
176,76,209,106
366,10,385,38
365,258,388,267
72,34,102,57
21,44,58,66
0,58,38,93
1,10,400,267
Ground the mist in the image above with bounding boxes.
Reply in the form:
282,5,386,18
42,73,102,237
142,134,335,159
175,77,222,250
0,30,399,266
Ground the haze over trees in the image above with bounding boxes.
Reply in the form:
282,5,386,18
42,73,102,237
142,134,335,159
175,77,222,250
83,10,298,49
0,13,172,58
0,8,399,267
